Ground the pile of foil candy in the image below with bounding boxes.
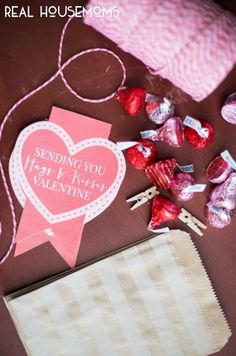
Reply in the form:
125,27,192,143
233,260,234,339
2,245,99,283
117,86,236,230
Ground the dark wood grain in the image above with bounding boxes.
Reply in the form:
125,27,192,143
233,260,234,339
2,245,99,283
0,1,236,355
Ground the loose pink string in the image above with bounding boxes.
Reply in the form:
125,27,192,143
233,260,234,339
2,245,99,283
0,16,126,265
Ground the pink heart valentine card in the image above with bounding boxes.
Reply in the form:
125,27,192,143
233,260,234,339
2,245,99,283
10,108,126,267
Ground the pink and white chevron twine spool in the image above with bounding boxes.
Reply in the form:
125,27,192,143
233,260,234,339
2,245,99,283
85,0,236,101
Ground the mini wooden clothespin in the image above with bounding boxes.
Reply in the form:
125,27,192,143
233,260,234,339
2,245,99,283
127,186,207,236
178,208,207,236
126,186,159,211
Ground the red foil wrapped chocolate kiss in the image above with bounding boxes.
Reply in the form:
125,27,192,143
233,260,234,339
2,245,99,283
170,172,195,201
145,158,177,189
115,87,147,117
148,195,181,229
126,139,157,170
141,117,184,147
185,119,214,148
205,156,232,184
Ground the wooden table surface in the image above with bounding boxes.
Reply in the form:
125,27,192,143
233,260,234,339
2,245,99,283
0,1,236,355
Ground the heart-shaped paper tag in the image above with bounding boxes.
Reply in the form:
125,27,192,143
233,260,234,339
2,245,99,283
9,147,120,224
13,122,126,223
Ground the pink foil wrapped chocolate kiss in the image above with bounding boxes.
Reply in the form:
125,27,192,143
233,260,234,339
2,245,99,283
205,156,232,184
170,172,195,201
145,94,175,125
141,117,184,147
210,172,236,210
221,92,236,124
206,202,231,229
145,158,176,189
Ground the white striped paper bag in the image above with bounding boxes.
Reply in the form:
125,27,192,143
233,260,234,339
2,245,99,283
5,230,231,356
